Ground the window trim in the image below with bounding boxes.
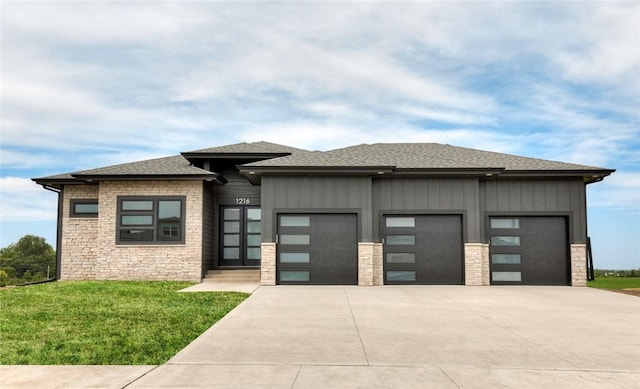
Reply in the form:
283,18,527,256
116,196,186,245
70,199,98,218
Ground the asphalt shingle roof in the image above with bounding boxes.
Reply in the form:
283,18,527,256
243,143,608,171
185,141,309,155
73,155,214,176
34,141,613,184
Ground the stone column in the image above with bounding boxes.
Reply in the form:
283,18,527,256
465,243,490,286
373,243,384,286
358,242,374,286
571,244,588,286
261,242,276,286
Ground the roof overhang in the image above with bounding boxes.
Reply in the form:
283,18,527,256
33,173,227,187
238,165,616,185
181,152,293,166
238,165,396,184
497,169,616,184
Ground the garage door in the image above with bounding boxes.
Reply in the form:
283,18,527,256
277,214,358,285
383,215,463,285
489,216,569,285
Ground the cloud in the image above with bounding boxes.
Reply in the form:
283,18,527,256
588,171,640,213
1,1,638,207
0,178,58,222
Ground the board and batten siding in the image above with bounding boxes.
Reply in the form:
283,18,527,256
201,183,216,273
372,177,481,242
260,176,373,241
479,179,587,243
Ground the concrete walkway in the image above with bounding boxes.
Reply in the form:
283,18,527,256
2,286,639,388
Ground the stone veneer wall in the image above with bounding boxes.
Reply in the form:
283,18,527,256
570,244,587,286
464,243,490,286
260,242,276,285
60,185,100,280
61,181,204,282
372,243,383,286
358,243,374,286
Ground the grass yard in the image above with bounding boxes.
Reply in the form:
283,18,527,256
0,281,248,365
587,277,640,297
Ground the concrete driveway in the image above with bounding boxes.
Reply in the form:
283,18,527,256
3,286,639,388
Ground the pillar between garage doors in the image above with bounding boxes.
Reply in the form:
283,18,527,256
464,243,490,286
570,244,587,286
358,242,383,286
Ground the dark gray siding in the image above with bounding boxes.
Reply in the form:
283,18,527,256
480,179,587,243
213,170,261,204
261,176,373,241
372,178,481,242
201,183,216,272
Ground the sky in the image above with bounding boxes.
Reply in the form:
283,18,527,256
1,1,638,269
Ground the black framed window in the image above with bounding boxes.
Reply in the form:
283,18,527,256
117,196,185,244
70,199,98,218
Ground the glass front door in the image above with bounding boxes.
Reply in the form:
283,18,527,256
220,206,261,266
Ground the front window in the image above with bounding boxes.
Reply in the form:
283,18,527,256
117,196,185,244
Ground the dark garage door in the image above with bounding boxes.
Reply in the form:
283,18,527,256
383,215,463,285
489,216,569,285
277,214,358,285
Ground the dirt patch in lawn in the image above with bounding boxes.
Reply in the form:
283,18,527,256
617,288,640,297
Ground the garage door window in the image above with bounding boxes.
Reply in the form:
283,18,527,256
491,254,522,264
492,271,522,282
280,235,310,245
280,271,310,282
386,253,416,264
280,253,310,263
387,271,416,282
386,217,415,227
280,216,310,227
490,218,520,229
386,235,416,245
491,236,520,246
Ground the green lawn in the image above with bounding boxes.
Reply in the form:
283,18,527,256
587,277,640,290
0,281,248,365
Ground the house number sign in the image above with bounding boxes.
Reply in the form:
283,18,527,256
235,197,251,205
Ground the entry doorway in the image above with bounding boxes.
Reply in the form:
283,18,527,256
219,206,261,267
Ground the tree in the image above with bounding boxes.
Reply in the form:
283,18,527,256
0,235,56,285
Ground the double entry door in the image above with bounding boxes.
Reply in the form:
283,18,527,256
219,206,261,267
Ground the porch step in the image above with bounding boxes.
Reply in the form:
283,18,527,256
203,269,260,283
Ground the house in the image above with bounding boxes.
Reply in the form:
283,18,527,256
33,141,614,286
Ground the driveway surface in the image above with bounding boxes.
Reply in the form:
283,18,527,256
2,286,639,388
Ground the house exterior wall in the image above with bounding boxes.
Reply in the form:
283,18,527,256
372,177,480,241
60,185,100,280
260,176,373,241
60,180,204,281
480,178,588,286
479,178,587,243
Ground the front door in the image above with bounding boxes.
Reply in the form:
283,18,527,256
219,206,261,267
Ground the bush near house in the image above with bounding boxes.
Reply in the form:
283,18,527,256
0,235,56,286
0,281,248,365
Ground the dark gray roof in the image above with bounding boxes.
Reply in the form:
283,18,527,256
185,141,309,155
73,155,212,177
33,141,614,187
243,143,609,172
34,155,216,184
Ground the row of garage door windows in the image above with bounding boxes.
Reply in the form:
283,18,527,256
276,215,545,285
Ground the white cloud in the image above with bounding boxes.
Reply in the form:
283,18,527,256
0,178,58,222
588,171,640,212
